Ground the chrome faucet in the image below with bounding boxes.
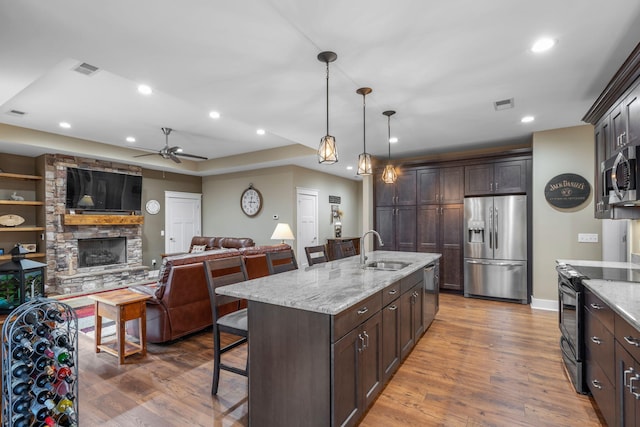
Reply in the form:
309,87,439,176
360,230,383,266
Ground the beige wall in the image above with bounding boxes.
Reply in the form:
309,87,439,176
202,165,361,260
532,125,602,300
141,169,202,267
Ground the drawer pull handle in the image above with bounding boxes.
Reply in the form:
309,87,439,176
358,333,365,352
591,336,602,345
388,289,397,295
631,374,640,394
624,336,640,347
357,307,369,315
624,368,635,387
388,304,398,311
590,303,603,310
591,379,603,390
363,331,369,349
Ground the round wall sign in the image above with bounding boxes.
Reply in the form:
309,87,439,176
544,173,591,209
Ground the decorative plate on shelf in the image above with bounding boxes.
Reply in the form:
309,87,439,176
0,214,25,227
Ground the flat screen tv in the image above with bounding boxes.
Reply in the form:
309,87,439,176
65,167,142,214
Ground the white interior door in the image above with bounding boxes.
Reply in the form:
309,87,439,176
165,191,202,254
297,188,318,266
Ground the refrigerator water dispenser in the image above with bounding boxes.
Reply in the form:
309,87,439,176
467,220,485,243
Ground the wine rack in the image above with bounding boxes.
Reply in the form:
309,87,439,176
1,298,78,427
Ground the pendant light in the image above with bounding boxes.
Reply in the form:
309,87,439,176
356,87,372,175
317,51,338,164
382,110,398,184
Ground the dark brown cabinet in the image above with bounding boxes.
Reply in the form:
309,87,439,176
417,204,463,291
381,282,401,383
375,206,416,252
417,166,464,204
464,160,527,196
614,310,640,427
333,311,383,427
375,170,416,206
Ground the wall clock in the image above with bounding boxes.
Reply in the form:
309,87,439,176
241,184,263,217
145,199,161,215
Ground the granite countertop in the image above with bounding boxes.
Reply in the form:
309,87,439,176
216,250,441,315
557,258,640,331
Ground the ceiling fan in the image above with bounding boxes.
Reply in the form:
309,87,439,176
134,127,208,163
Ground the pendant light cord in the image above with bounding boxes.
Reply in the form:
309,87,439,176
387,115,391,161
325,62,330,135
362,93,367,152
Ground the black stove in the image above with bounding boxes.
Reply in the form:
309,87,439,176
567,264,640,283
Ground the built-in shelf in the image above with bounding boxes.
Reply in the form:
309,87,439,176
0,200,44,206
0,226,45,232
63,214,144,226
0,172,42,181
0,252,45,261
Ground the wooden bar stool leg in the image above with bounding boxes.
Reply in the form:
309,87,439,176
94,301,102,353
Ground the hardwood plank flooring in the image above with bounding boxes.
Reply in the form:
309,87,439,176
77,293,605,426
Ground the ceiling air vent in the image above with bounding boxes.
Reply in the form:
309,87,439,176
6,109,26,117
73,62,99,76
494,98,514,111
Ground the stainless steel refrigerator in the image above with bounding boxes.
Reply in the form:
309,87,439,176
463,195,528,303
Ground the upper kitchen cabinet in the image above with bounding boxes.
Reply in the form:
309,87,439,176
583,41,640,220
375,170,416,206
418,166,464,205
464,159,527,196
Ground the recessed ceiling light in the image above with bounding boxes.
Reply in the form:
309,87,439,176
256,129,266,135
389,137,398,143
531,38,556,53
137,84,152,95
209,111,221,119
126,136,136,143
59,122,71,129
521,116,535,123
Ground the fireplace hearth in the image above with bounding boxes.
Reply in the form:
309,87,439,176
78,237,126,268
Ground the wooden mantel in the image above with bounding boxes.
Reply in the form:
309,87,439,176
63,214,144,226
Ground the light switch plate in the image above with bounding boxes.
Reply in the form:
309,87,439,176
578,233,599,243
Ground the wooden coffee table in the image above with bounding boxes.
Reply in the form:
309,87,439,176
89,288,151,364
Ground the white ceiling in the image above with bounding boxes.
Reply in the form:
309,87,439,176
1,0,640,179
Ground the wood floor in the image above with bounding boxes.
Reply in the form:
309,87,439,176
77,293,605,426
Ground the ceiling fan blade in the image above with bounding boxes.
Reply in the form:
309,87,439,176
169,153,182,163
133,152,156,158
176,152,208,160
168,146,182,153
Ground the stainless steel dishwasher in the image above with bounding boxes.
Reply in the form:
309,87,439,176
424,261,439,329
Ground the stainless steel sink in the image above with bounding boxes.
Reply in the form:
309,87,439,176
363,260,411,271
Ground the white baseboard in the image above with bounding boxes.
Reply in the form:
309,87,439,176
530,297,557,311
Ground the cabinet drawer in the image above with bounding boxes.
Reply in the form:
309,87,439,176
382,281,401,306
333,292,382,342
585,309,615,383
401,269,423,294
585,288,614,333
586,360,616,427
615,314,640,361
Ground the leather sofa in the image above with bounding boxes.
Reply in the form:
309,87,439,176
129,243,291,343
162,236,256,257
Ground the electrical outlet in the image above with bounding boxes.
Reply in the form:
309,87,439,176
152,259,157,267
578,233,599,243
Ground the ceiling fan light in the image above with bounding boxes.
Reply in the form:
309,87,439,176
318,135,338,164
357,153,372,175
382,164,398,183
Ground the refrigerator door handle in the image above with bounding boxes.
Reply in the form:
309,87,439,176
488,208,493,249
494,207,498,250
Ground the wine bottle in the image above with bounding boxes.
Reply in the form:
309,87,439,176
12,395,33,414
21,308,43,325
56,413,78,427
33,386,54,404
33,355,54,372
11,361,34,378
50,328,75,351
34,371,55,388
30,401,53,422
34,322,52,338
12,343,34,361
10,413,32,427
11,378,33,396
45,307,66,323
12,326,34,351
33,337,52,355
44,396,75,416
51,346,74,367
55,366,73,383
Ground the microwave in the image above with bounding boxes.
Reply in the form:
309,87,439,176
602,146,639,205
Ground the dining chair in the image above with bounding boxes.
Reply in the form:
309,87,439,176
332,240,357,260
203,256,249,395
305,244,328,266
266,249,298,274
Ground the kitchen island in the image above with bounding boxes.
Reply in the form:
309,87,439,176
217,250,440,427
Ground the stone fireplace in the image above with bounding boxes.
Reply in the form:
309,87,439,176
45,154,149,295
78,237,126,268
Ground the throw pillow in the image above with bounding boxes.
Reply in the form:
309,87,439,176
191,244,207,253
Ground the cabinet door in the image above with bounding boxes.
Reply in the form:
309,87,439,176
411,283,424,339
440,204,463,291
396,206,416,252
615,342,638,427
360,311,383,410
399,288,414,360
440,166,464,203
494,160,527,194
395,170,417,205
464,164,494,196
417,168,439,204
333,328,361,427
376,207,396,250
594,118,610,218
611,103,628,151
381,301,400,383
417,205,438,253
626,84,640,147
